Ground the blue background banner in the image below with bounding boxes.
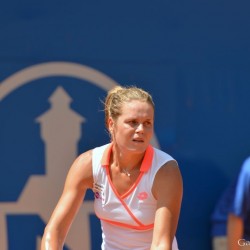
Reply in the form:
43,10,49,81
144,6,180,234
0,1,250,249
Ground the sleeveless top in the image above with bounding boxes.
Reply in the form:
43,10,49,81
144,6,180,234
92,143,179,250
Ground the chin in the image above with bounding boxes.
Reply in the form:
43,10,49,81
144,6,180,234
128,144,148,153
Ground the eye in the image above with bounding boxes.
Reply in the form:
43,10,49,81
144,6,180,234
128,120,138,126
144,121,152,127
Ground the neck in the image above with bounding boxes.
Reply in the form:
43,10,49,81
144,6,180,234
111,144,144,171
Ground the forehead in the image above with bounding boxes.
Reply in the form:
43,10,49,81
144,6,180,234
120,100,154,116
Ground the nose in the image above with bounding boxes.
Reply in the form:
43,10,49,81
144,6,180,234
136,123,144,133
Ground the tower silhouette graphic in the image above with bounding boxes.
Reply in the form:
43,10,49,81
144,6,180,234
0,87,95,250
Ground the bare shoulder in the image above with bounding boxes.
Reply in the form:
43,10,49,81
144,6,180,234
157,160,181,178
66,149,94,190
152,160,183,199
73,149,93,169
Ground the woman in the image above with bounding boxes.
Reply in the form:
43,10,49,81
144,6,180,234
41,85,183,250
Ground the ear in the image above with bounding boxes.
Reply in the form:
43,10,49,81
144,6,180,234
108,117,114,132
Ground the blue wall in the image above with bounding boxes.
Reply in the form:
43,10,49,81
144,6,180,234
1,1,250,249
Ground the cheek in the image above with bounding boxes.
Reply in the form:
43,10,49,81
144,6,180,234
146,129,154,140
148,131,153,139
113,126,127,138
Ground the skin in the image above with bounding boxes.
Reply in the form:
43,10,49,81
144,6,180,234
41,150,93,249
227,213,244,250
151,160,182,250
41,99,183,250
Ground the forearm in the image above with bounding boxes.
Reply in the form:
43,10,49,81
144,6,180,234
151,208,176,250
151,162,182,250
227,213,244,250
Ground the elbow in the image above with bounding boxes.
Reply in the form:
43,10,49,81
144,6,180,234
41,226,64,250
151,239,172,250
41,227,53,249
151,244,172,250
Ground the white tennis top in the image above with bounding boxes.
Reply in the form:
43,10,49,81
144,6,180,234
92,143,179,250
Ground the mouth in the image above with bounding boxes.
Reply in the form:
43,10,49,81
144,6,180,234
132,138,144,143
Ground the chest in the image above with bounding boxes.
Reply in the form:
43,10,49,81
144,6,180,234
109,168,141,196
93,169,157,226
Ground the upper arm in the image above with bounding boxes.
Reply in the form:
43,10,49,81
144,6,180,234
43,150,93,243
227,213,244,250
151,160,183,249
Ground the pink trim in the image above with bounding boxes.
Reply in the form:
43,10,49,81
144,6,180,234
100,143,155,229
140,145,154,172
105,165,145,226
96,214,154,230
101,143,154,173
120,172,144,199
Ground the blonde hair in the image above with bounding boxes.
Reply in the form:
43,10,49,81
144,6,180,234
104,85,155,129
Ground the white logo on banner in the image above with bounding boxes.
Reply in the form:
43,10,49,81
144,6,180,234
0,62,160,250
